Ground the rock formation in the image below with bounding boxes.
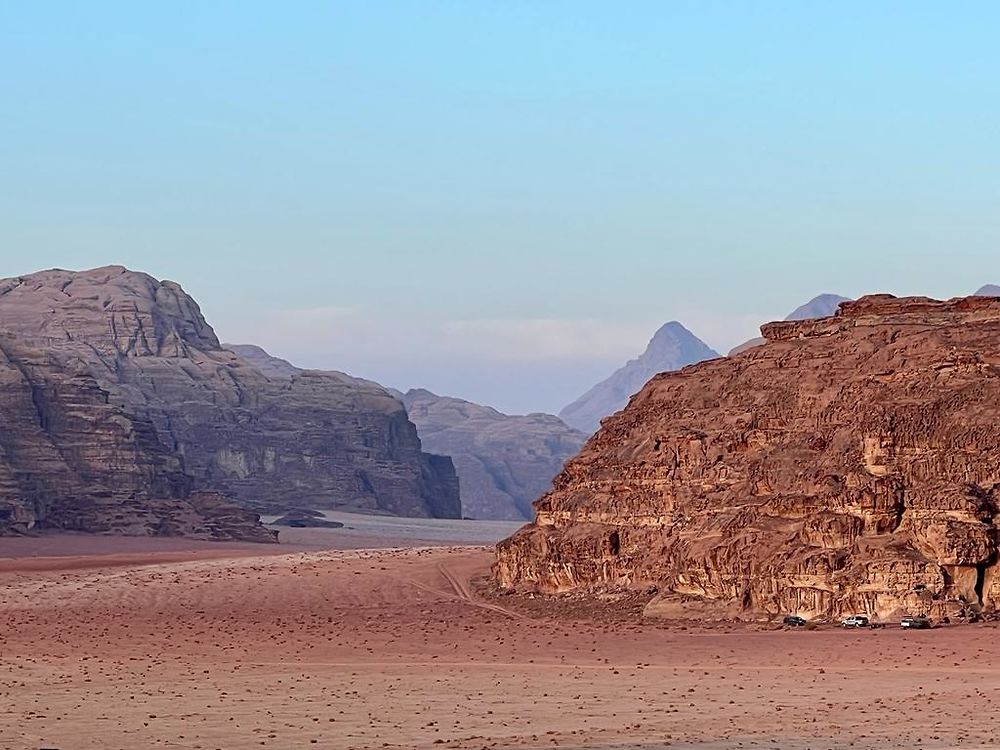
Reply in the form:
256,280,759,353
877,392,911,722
268,510,346,529
496,294,1000,621
559,322,719,434
0,266,460,538
226,346,562,521
729,293,851,356
399,389,587,520
975,284,1000,297
784,293,853,321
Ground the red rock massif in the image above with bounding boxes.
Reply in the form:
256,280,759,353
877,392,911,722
496,294,1000,620
0,266,459,540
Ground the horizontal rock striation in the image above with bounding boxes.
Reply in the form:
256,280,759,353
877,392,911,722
400,389,587,520
0,332,275,541
496,295,1000,620
0,266,459,539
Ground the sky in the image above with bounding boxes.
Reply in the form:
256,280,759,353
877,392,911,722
2,2,999,414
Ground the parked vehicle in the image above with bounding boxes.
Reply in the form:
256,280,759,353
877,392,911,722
783,615,807,627
900,615,932,629
840,615,870,628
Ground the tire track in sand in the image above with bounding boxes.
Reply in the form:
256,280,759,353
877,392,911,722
403,562,530,620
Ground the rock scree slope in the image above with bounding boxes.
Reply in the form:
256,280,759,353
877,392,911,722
559,321,719,434
496,294,1000,621
399,388,587,520
0,266,460,538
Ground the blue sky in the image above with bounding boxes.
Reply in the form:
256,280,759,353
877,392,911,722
3,2,998,413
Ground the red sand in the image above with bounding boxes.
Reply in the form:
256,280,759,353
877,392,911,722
3,541,1000,749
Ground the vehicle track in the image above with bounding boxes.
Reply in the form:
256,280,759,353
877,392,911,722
423,562,531,620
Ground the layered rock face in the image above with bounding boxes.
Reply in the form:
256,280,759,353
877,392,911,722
0,266,460,538
559,322,719,434
0,330,274,541
400,389,587,520
220,343,459,517
496,295,1000,620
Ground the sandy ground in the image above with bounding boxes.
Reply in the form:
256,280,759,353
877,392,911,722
3,542,1000,750
263,511,525,550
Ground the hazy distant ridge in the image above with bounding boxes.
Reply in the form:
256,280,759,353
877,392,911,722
558,321,719,434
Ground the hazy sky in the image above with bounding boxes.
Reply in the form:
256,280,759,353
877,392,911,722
3,3,998,413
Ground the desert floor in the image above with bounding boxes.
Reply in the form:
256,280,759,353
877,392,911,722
3,533,1000,750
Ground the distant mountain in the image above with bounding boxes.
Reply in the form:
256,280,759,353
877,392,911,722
975,284,1000,297
729,293,851,356
558,322,719,434
785,293,852,321
400,389,586,521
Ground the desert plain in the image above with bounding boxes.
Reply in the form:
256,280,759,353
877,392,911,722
3,520,1000,750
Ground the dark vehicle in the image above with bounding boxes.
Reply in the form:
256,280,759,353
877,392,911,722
783,615,807,627
900,615,932,629
840,615,870,628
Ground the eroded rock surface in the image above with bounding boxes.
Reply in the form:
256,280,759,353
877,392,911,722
496,294,1000,620
400,389,587,520
728,293,851,356
0,266,459,538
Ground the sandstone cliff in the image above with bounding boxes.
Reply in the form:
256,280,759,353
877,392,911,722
0,330,275,541
0,266,460,538
400,389,587,520
496,295,1000,621
559,322,719,434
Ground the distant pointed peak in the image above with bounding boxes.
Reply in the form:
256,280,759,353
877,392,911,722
650,319,708,342
642,320,719,362
650,320,690,336
975,284,1000,297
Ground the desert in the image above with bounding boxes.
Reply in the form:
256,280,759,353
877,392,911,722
8,5,1000,748
5,525,1000,750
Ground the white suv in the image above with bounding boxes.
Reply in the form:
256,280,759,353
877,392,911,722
840,615,870,628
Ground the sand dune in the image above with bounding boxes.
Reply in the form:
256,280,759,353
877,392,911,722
3,542,1000,749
